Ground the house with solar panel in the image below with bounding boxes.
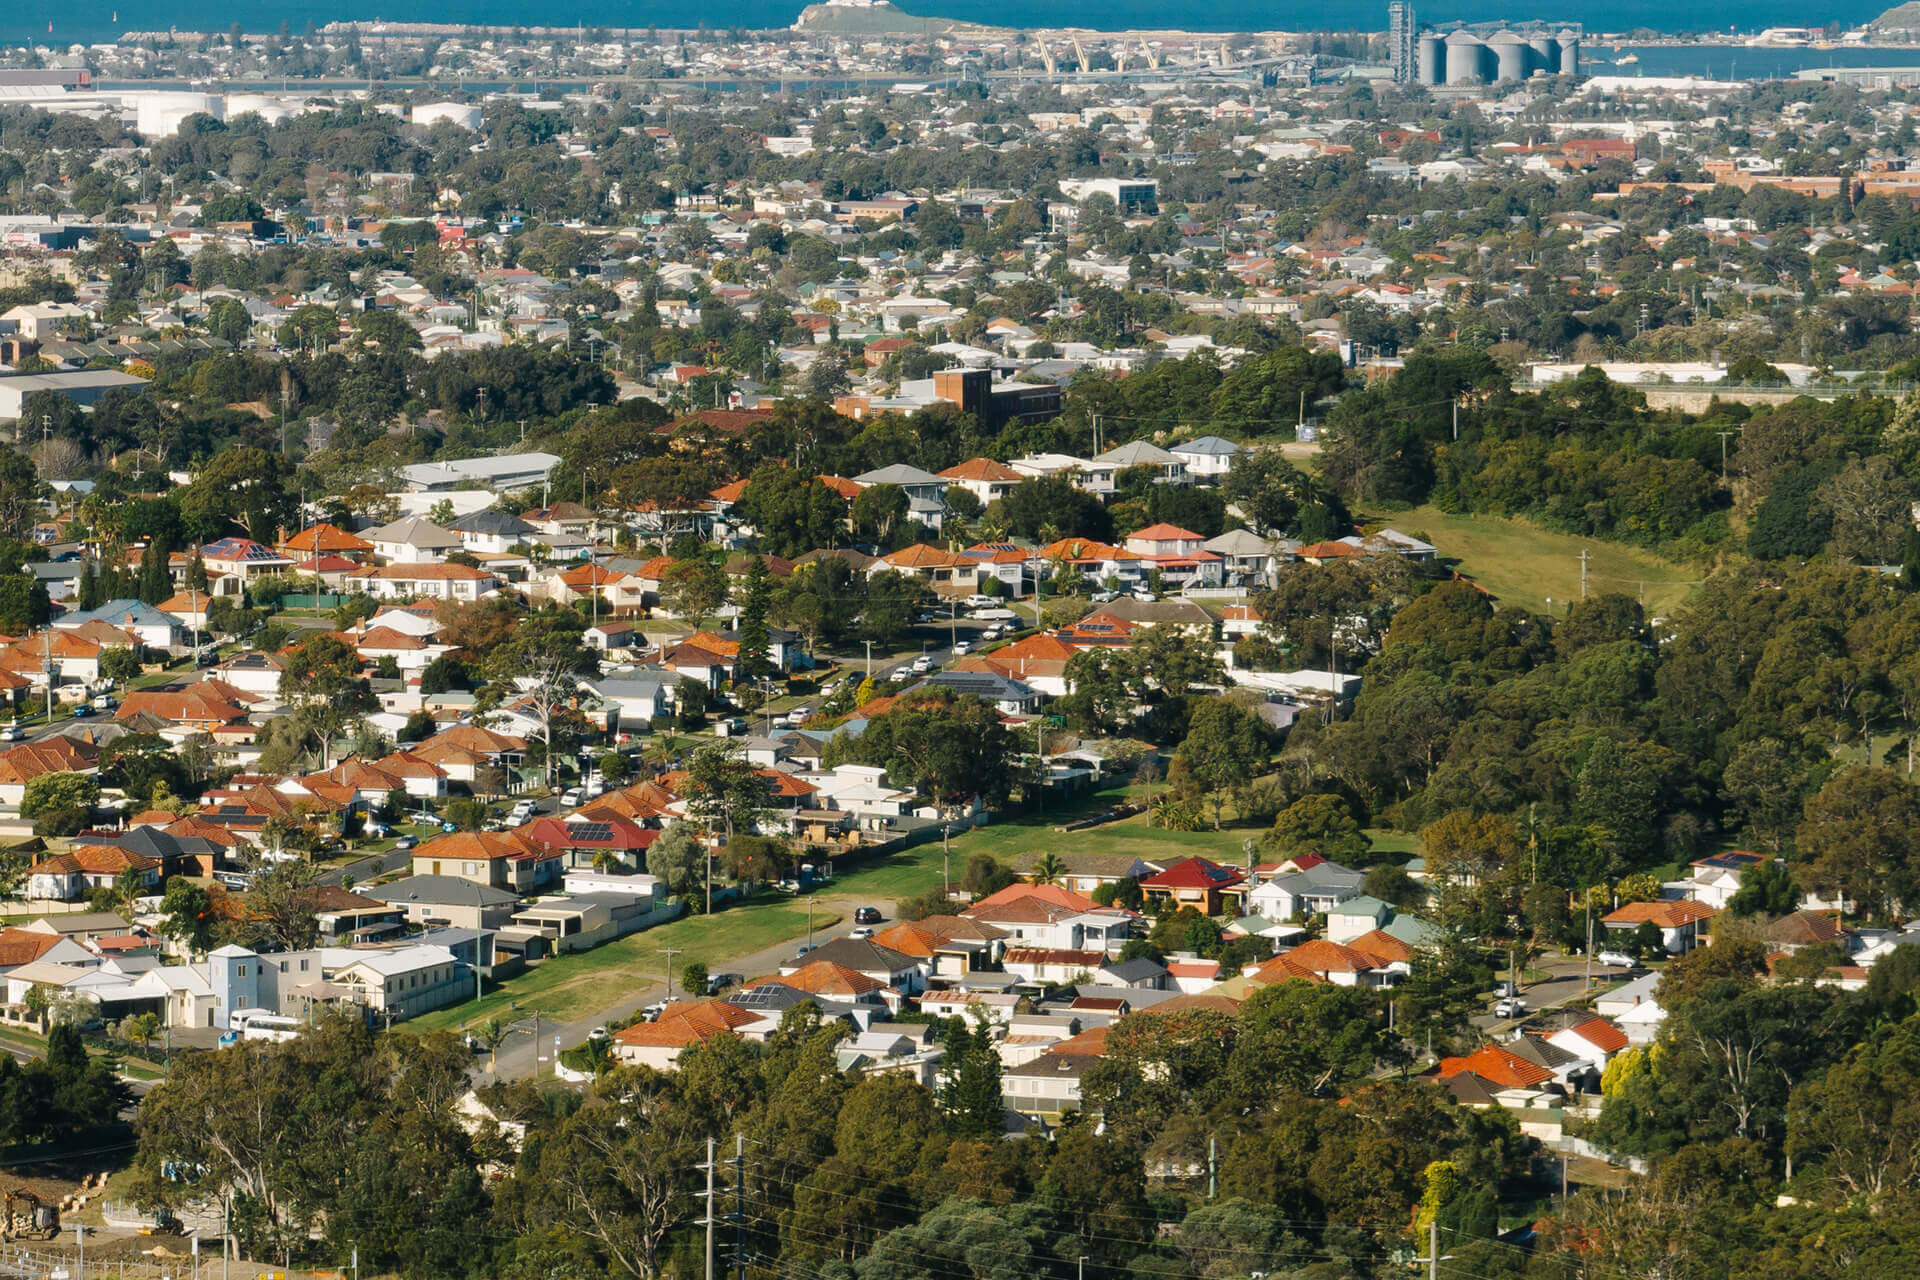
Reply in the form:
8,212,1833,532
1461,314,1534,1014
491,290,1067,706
199,537,295,589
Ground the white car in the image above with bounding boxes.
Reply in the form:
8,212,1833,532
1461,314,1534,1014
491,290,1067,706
951,642,971,656
1596,950,1637,968
1494,998,1527,1019
848,926,875,940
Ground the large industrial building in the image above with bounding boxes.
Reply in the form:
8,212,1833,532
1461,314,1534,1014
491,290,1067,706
1392,5,1581,87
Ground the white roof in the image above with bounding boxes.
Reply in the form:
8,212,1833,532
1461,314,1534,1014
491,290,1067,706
333,944,456,978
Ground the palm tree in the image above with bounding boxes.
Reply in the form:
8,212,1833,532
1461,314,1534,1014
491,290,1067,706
477,1017,509,1075
123,1012,160,1058
1031,852,1067,885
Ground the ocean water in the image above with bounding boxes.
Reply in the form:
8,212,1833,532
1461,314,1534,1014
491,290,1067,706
8,0,1891,47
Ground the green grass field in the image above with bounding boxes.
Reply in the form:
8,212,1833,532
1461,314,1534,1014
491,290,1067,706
1375,504,1701,617
408,844,959,1032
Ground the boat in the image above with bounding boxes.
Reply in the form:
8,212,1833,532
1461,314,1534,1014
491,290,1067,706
1615,53,1639,64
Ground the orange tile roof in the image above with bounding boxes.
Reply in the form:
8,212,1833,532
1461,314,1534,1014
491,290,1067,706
1276,938,1380,975
0,736,99,785
31,846,159,876
612,998,757,1048
1127,523,1202,541
0,927,65,966
882,543,960,569
280,523,373,555
1438,1044,1555,1090
414,830,551,863
1602,899,1716,928
939,457,1023,482
759,960,884,997
968,882,1103,914
1563,1017,1629,1054
1346,929,1414,967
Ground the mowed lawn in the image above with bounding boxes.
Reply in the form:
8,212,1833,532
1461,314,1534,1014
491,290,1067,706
409,797,1425,1033
1376,504,1700,617
409,844,953,1032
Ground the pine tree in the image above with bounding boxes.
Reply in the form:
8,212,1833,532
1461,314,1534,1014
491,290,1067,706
938,1013,1003,1137
76,561,99,611
137,539,171,606
737,555,772,686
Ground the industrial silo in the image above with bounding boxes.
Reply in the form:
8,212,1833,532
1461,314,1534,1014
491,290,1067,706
1417,32,1444,85
1556,31,1580,76
1444,29,1486,84
1488,31,1528,82
1529,33,1558,74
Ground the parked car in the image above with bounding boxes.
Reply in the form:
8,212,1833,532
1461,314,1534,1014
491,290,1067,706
853,906,883,925
1494,998,1528,1019
92,694,116,711
847,926,875,941
393,834,418,850
961,594,997,610
587,1027,610,1042
910,656,933,673
1595,950,1637,968
1089,590,1118,604
69,705,92,718
0,725,22,742
1492,980,1519,998
792,943,818,961
706,972,741,995
559,787,584,807
951,642,971,656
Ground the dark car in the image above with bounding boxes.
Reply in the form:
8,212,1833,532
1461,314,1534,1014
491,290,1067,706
853,906,883,925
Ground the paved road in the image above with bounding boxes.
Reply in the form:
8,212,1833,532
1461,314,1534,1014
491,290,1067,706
317,847,414,887
474,886,910,1082
1469,953,1644,1035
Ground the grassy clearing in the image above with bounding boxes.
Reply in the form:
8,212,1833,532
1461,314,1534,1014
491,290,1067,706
412,902,848,1032
408,845,956,1032
1374,504,1701,617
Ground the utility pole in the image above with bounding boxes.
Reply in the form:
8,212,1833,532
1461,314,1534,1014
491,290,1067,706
1451,395,1458,441
1578,547,1589,600
863,639,873,677
1717,429,1736,486
663,946,682,1001
700,1136,716,1280
1206,1136,1217,1200
732,1133,746,1280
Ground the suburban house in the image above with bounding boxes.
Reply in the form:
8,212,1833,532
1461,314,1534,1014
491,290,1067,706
1601,899,1717,954
1139,857,1247,916
349,563,503,602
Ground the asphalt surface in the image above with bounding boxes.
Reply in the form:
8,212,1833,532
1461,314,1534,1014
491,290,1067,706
1469,953,1645,1034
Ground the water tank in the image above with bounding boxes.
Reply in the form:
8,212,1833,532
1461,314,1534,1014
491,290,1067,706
129,91,222,140
1444,30,1486,84
1488,31,1528,82
1557,32,1581,77
1416,33,1443,85
1529,34,1558,74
